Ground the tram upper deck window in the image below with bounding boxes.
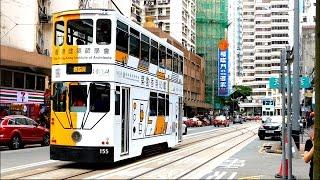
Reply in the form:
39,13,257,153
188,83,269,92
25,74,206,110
96,19,111,45
178,55,183,75
130,28,140,58
52,83,67,112
141,34,150,64
116,21,129,52
67,19,93,45
159,45,166,69
69,85,87,112
55,21,64,46
173,53,179,73
89,83,110,112
166,49,172,71
150,40,159,66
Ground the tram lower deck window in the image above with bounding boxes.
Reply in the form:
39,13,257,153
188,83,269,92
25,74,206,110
69,85,87,112
52,83,67,112
89,83,110,112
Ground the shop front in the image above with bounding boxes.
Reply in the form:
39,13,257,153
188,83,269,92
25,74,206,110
0,89,44,120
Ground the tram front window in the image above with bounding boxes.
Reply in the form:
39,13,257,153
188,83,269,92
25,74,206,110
96,19,111,45
52,83,67,112
67,19,93,45
90,83,110,112
70,85,87,112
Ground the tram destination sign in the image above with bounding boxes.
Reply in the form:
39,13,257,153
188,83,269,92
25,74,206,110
67,63,92,74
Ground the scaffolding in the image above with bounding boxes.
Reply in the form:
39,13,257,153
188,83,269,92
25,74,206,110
196,0,228,109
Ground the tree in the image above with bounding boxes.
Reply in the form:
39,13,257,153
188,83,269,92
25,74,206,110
232,85,252,100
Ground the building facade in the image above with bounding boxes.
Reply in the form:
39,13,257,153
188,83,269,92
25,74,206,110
228,0,243,88
143,0,196,53
239,0,293,115
1,0,51,120
196,0,228,109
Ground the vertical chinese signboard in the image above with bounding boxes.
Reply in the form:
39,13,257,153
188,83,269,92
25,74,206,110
218,39,229,96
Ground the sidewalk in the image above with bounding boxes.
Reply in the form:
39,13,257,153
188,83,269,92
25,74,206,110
209,135,310,179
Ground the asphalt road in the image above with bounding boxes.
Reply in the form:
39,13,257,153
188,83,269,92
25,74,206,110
0,122,246,170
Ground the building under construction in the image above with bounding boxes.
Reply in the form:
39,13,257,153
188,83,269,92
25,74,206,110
196,0,228,109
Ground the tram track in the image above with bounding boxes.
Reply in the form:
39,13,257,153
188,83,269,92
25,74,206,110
86,125,258,179
1,123,259,179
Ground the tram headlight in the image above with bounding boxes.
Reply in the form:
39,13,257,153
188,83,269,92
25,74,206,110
71,131,82,143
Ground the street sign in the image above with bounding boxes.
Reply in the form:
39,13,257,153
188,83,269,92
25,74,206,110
269,76,311,89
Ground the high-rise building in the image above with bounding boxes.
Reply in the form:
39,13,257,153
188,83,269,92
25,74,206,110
301,0,316,111
196,0,228,109
239,0,292,115
143,0,196,52
228,0,243,88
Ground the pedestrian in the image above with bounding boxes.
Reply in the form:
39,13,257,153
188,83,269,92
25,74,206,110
304,125,314,180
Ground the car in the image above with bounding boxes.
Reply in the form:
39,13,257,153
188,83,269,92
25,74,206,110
233,115,243,124
0,115,50,150
213,115,230,127
258,116,282,140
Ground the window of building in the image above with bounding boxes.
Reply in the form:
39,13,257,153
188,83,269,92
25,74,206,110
96,19,111,45
36,76,45,91
67,19,93,45
26,74,35,90
14,72,24,89
1,70,12,87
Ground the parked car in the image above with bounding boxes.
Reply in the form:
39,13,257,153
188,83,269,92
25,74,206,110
213,115,230,127
233,115,243,124
183,117,196,127
258,116,282,140
0,115,50,150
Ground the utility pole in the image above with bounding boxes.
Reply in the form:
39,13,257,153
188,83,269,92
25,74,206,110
287,49,293,179
292,0,301,150
280,49,287,179
313,0,319,179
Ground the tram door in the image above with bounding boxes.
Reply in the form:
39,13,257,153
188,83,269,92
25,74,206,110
121,87,130,154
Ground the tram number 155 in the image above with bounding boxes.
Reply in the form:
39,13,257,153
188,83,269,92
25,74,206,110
100,148,109,155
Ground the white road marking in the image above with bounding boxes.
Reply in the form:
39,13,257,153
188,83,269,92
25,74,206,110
208,171,227,179
1,160,57,173
228,172,237,179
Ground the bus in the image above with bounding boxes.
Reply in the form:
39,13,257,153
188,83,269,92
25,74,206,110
261,97,275,123
50,9,184,163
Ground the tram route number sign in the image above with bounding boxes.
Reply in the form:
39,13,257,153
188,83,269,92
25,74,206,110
67,63,92,74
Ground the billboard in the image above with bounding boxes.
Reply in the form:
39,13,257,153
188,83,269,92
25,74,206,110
218,40,229,96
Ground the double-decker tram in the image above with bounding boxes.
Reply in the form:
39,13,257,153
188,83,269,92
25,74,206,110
50,9,184,163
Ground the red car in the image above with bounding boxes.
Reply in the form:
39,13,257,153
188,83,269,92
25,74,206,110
213,115,230,127
0,115,50,150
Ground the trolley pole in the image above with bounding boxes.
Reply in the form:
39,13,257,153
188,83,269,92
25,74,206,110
280,49,287,179
292,0,301,153
313,0,320,178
